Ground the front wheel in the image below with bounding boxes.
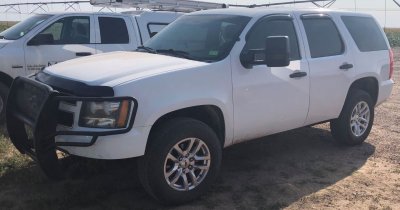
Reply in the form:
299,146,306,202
138,118,222,205
331,89,374,145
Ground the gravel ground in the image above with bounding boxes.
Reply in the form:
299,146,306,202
0,48,399,210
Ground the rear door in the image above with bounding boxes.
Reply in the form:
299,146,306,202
297,13,357,125
24,15,96,73
94,15,138,53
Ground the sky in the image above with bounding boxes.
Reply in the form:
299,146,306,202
0,0,399,27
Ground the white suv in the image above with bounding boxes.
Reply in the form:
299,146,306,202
6,8,394,204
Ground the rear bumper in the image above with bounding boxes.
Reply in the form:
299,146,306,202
376,79,394,106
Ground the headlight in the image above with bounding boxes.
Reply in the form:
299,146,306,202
79,99,132,129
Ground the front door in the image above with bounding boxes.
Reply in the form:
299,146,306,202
231,15,310,143
24,15,96,74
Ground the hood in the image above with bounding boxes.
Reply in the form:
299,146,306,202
44,51,208,86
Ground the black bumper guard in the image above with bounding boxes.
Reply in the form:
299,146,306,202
6,77,137,179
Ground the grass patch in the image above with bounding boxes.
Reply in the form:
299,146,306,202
0,21,17,33
385,28,400,47
0,25,9,33
0,132,31,177
392,168,400,174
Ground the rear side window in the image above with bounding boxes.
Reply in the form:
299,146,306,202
99,17,129,44
341,16,388,52
302,16,344,58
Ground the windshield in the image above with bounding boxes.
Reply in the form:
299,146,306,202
0,14,53,40
143,14,251,62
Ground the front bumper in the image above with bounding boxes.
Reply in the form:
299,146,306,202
6,76,137,179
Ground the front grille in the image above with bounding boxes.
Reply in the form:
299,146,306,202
57,110,74,127
14,80,49,122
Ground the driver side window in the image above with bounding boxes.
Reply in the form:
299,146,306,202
244,17,301,61
41,22,63,41
36,16,90,45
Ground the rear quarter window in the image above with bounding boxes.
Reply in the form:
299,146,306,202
341,16,388,52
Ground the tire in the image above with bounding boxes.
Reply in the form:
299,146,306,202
138,118,222,205
330,89,374,146
0,82,9,124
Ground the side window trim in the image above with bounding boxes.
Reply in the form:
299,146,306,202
244,14,293,41
301,13,332,20
242,14,302,61
301,13,346,58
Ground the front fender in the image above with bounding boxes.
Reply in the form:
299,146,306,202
113,59,235,146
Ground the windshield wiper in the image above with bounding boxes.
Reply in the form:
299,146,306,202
137,47,205,62
136,46,157,54
157,49,198,60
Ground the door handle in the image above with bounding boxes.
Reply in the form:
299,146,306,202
12,65,23,69
290,71,307,78
76,52,92,56
339,63,353,70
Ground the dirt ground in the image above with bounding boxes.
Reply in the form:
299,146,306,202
0,48,399,210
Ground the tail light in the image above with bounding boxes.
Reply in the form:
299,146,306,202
389,48,394,80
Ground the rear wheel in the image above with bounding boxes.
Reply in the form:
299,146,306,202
138,118,222,205
331,89,374,145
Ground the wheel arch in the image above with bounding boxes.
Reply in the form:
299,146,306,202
146,105,226,152
346,77,379,106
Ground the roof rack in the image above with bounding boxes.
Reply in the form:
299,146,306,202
90,0,335,13
90,0,228,12
230,0,335,8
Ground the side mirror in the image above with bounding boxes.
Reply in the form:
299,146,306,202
265,36,290,67
27,34,54,46
240,49,265,69
240,36,291,69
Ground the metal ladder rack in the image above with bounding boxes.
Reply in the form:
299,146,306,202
90,0,228,12
90,0,340,12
